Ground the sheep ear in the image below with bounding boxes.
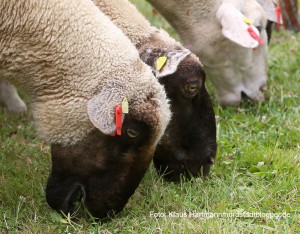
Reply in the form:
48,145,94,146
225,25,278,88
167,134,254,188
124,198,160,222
256,0,283,23
141,48,191,78
87,88,122,135
216,3,260,48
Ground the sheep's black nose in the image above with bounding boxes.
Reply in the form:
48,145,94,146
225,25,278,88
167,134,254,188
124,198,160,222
208,157,215,165
63,184,85,214
69,185,85,205
175,152,186,161
46,180,86,215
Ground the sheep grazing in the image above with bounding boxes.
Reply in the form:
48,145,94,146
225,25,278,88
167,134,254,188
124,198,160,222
0,0,171,218
93,0,217,181
147,0,282,105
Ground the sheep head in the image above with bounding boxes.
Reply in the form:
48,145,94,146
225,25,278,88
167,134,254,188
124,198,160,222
146,0,281,105
0,0,172,220
46,84,170,218
141,46,217,181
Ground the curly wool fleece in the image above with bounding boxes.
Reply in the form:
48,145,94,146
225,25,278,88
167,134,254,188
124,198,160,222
0,0,170,145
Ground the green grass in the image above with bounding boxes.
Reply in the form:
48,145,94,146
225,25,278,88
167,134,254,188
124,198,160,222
1,1,300,233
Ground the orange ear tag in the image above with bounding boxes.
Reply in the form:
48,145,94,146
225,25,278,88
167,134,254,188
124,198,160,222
115,105,123,136
156,56,167,71
247,26,264,45
275,6,281,29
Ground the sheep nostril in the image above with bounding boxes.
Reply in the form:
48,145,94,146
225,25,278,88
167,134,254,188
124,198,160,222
69,185,85,205
208,157,215,164
175,152,186,162
60,184,86,215
259,84,267,92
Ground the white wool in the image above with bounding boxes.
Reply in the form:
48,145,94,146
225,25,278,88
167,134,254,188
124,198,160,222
92,0,196,53
147,0,278,105
0,0,170,145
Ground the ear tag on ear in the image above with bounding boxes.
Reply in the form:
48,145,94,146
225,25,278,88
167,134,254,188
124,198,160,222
247,26,264,45
275,6,281,29
122,97,129,114
243,16,253,25
115,105,123,136
156,56,167,71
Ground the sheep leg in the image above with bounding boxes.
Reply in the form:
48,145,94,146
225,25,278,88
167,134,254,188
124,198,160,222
0,79,27,113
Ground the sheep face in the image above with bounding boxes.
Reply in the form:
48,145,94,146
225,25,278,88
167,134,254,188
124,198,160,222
146,0,281,105
46,99,164,219
200,31,269,105
155,57,217,181
192,2,270,105
141,49,217,181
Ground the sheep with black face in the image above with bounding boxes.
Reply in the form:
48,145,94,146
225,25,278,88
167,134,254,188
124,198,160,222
93,0,217,181
0,0,170,218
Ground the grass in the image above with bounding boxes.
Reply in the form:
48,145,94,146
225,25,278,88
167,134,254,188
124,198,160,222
1,1,300,233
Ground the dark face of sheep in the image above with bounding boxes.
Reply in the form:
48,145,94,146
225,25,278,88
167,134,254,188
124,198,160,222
153,57,217,181
46,114,158,219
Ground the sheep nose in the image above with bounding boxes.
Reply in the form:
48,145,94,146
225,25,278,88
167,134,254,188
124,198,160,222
175,152,186,161
208,157,215,164
260,84,267,92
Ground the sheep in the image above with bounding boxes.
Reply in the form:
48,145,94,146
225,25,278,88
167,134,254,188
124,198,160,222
146,0,282,105
0,0,171,218
0,79,27,113
92,0,217,181
256,0,282,42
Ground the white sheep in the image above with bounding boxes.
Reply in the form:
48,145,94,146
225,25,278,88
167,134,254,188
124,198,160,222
0,0,171,144
146,0,281,105
1,0,171,218
92,0,217,181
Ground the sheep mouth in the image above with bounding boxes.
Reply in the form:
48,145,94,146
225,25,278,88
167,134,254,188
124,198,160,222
46,182,86,216
46,182,123,220
65,185,86,214
241,83,267,103
46,115,157,219
154,160,213,182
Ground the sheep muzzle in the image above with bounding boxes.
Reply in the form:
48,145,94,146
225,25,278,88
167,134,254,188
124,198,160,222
46,114,157,219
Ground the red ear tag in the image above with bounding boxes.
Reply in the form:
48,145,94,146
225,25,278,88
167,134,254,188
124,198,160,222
247,26,264,45
275,6,281,29
115,105,123,136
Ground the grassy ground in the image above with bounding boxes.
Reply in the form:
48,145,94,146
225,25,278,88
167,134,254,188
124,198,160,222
1,1,300,233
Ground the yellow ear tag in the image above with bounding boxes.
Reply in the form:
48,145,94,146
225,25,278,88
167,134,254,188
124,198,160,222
156,56,167,71
243,16,253,25
122,97,129,114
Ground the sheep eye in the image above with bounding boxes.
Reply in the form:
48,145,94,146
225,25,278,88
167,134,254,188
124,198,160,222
185,83,198,94
127,129,139,138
